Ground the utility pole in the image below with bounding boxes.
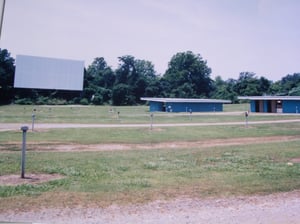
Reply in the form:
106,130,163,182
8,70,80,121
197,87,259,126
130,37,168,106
0,0,6,39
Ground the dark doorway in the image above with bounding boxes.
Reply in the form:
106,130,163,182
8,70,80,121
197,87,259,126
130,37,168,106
267,101,272,113
254,100,264,112
255,101,260,112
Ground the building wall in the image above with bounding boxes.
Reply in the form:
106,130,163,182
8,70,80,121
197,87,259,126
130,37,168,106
250,99,300,113
165,102,223,112
250,101,256,112
251,100,264,112
263,100,269,112
270,101,277,113
149,101,164,112
148,101,226,112
282,100,300,113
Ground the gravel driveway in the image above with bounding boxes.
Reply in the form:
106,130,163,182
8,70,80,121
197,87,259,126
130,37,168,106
1,190,300,224
2,119,300,132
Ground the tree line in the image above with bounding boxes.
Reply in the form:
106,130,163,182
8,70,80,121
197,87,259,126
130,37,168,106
0,48,300,105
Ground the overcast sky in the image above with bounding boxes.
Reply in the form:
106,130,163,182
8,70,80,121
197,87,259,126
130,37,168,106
1,0,299,81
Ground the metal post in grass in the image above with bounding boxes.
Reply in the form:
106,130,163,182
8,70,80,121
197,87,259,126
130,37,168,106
21,126,29,178
245,111,249,128
31,113,35,131
150,113,154,130
32,108,36,131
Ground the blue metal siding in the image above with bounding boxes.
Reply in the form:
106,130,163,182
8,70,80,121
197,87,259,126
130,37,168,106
250,100,272,113
250,101,256,112
149,101,164,112
263,100,268,112
282,100,300,113
165,102,223,112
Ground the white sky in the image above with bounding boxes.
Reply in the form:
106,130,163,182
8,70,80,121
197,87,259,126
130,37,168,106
1,0,299,81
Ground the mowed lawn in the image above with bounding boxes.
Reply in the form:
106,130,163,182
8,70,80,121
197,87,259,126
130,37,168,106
0,104,300,124
1,104,300,211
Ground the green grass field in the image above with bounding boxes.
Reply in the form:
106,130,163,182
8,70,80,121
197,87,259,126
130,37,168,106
1,104,300,211
0,104,299,124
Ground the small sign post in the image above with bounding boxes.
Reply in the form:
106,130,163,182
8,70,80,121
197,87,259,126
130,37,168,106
150,113,154,130
21,126,29,178
245,111,249,128
32,113,35,131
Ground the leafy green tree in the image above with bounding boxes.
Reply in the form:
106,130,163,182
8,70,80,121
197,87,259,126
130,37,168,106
135,59,157,80
0,49,15,104
89,58,115,89
234,72,272,97
4,48,294,105
114,55,158,104
269,81,282,95
115,55,136,85
258,76,271,94
91,87,111,105
145,78,162,97
170,83,196,98
288,86,300,96
156,78,171,97
234,72,259,96
112,83,134,105
163,51,213,98
84,57,115,104
280,73,300,94
133,59,157,102
212,76,238,102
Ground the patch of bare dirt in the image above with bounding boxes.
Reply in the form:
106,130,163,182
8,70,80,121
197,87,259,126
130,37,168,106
290,157,300,163
2,135,298,152
0,174,65,186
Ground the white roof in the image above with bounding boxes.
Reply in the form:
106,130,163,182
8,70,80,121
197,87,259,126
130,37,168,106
141,97,231,103
238,96,300,101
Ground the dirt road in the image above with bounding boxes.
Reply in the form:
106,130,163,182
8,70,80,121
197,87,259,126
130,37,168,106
1,135,297,153
1,190,300,224
1,119,300,132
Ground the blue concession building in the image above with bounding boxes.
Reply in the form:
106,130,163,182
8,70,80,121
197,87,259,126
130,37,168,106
238,96,300,113
141,97,231,112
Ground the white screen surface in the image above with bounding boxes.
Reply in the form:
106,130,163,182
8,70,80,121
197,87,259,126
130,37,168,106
14,55,84,91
